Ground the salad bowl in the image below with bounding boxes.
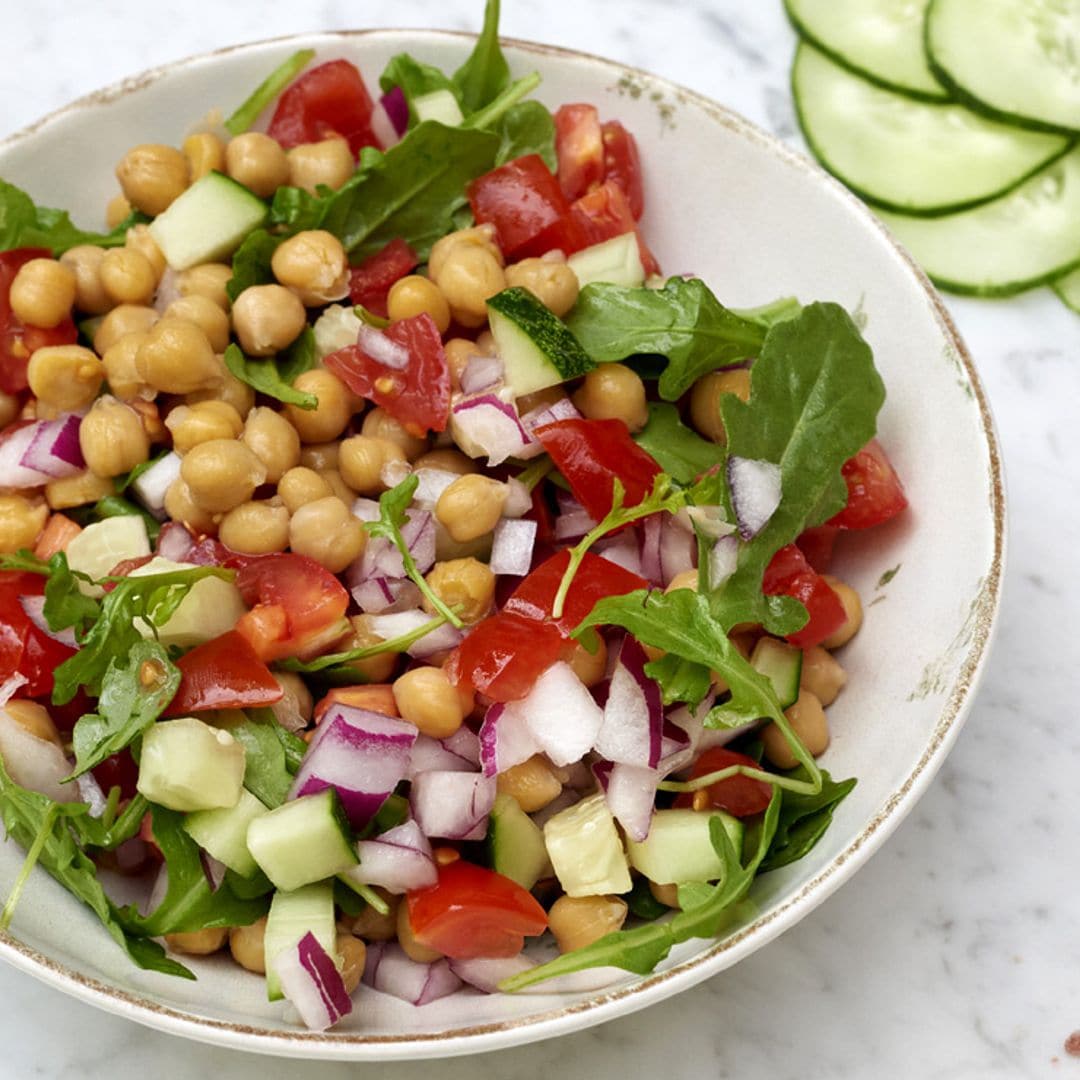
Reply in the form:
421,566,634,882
0,27,1003,1060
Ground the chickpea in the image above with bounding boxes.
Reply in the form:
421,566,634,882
423,558,495,625
59,245,112,316
182,131,225,182
0,495,48,553
800,645,847,707
163,478,218,535
319,469,355,504
288,496,366,572
360,407,428,460
496,755,563,813
350,890,399,942
299,441,340,472
505,256,579,317
177,263,233,311
9,258,77,329
442,337,477,391
573,363,649,433
396,899,442,963
339,614,398,683
649,881,681,909
79,396,150,478
225,132,289,198
386,275,451,334
338,435,406,496
186,365,255,418
336,932,367,995
428,225,502,281
277,467,333,513
282,369,353,443
130,398,167,445
271,671,313,732
548,895,628,954
135,317,219,395
231,284,306,357
99,247,156,306
219,499,290,554
0,391,18,430
115,143,189,216
27,345,104,412
240,407,301,484
690,368,752,444
99,333,148,401
820,575,863,650
164,294,231,352
762,689,830,769
4,700,62,747
165,400,243,454
271,230,349,307
180,438,267,514
125,224,166,281
93,304,159,356
286,137,355,194
412,449,476,475
45,470,115,510
105,193,132,229
164,927,228,955
565,636,608,688
392,666,466,740
228,917,267,973
515,386,565,415
474,329,496,355
433,244,506,325
435,474,507,543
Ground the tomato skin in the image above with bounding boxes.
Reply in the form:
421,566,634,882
762,545,846,650
0,571,76,697
569,180,660,276
601,120,645,219
795,525,839,574
267,59,377,156
673,748,773,817
324,312,450,435
407,860,548,959
534,418,663,523
313,684,397,724
554,104,605,201
828,439,908,530
347,237,419,317
163,630,283,717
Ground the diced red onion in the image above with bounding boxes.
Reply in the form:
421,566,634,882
656,719,695,777
501,477,531,519
659,515,697,585
155,521,195,562
409,732,478,777
460,353,504,395
554,508,597,543
448,954,535,994
200,850,228,892
351,576,422,614
351,510,435,583
344,819,437,894
270,675,309,733
667,694,758,763
450,393,532,466
641,514,663,584
351,497,381,523
594,637,663,768
130,451,181,515
18,596,78,647
19,414,84,478
368,609,463,657
0,425,56,488
596,760,659,842
520,396,581,439
728,456,782,540
595,532,642,576
364,942,463,1005
489,518,537,577
74,770,108,817
153,267,180,312
411,467,460,510
517,661,604,767
708,534,739,590
379,86,410,136
357,323,410,370
410,770,496,841
442,725,480,766
478,702,542,778
0,706,74,802
275,931,353,1031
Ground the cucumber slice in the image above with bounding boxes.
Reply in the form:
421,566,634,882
183,789,270,879
876,148,1080,295
64,515,150,597
148,171,268,271
543,792,631,897
793,43,1071,216
625,809,744,885
926,0,1080,134
264,882,336,1001
136,717,246,813
486,793,551,890
413,89,464,127
784,0,947,101
567,232,646,289
487,286,595,396
1052,266,1080,314
750,637,803,710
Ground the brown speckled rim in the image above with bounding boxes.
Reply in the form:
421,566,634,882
0,29,1005,1062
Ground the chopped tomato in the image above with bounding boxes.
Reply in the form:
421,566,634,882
163,631,283,717
828,439,908,530
467,154,584,260
762,545,846,650
0,249,78,395
601,120,645,219
554,104,605,201
325,312,450,435
267,59,377,156
569,180,660,276
313,684,398,723
0,571,76,698
33,514,81,560
673,748,772,817
406,859,548,959
534,418,663,523
348,237,419,317
795,525,839,574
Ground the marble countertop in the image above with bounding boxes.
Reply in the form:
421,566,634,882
1,2,1078,1077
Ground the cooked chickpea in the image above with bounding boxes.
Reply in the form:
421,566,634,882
351,890,399,941
336,932,367,995
820,575,863,649
360,407,428,460
397,900,442,963
115,143,189,216
433,244,506,325
93,304,159,356
496,755,563,813
27,345,104,412
240,407,301,484
177,263,233,311
165,400,244,454
219,500,291,554
435,474,507,543
0,391,18,430
319,468,355,503
339,614,398,682
231,284,306,356
386,275,451,334
164,927,228,955
412,448,477,475
800,645,847,707
163,294,231,352
135,317,219,394
45,470,115,510
288,496,366,572
125,224,166,282
4,700,62,747
163,478,218,534
9,258,77,329
565,636,608,688
649,881,681,909
515,386,565,415
762,689,830,769
228,917,267,973
59,245,112,316
271,230,349,307
180,438,267,514
548,895,628,953
572,363,649,433
105,193,132,229
299,441,340,472
428,225,502,281
338,435,405,495
79,396,150,477
100,333,149,401
0,495,48,553
130,398,167,445
690,368,752,444
186,365,255,418
271,671,313,731
99,247,156,306
423,558,495,625
225,132,289,198
282,369,353,443
505,256,579,317
392,666,466,740
442,337,477,390
276,467,333,513
286,137,354,193
182,131,225,181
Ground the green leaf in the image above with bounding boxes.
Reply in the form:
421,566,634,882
634,403,721,483
643,653,713,710
224,49,315,136
452,0,511,114
731,296,803,329
268,185,326,234
222,711,296,809
379,54,456,123
276,325,317,384
223,343,317,410
625,876,669,921
40,553,99,638
491,100,557,170
760,769,856,873
225,228,281,303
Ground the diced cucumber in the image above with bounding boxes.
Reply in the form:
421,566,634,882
543,792,631,897
183,789,270,878
793,43,1070,216
486,287,595,396
567,233,645,289
486,793,551,890
136,716,246,813
64,515,150,597
750,637,803,710
247,789,358,892
413,89,464,127
264,882,336,1001
625,808,744,885
148,171,268,271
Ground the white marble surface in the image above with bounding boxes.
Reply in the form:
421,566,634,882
1,1,1079,1077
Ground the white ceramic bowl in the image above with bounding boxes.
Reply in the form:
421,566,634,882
0,30,1004,1061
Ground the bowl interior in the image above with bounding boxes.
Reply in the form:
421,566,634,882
0,31,1002,1060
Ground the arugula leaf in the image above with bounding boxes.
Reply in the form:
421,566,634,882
268,185,326,234
277,325,317,383
625,876,669,921
732,296,803,329
73,794,150,851
634,403,721,483
225,229,281,303
565,278,767,401
68,641,179,779
452,0,511,114
491,100,557,170
643,652,713,710
223,343,317,410
222,711,296,809
760,769,856,873
224,49,315,136
39,553,99,638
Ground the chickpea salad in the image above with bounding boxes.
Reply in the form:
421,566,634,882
0,1,908,1033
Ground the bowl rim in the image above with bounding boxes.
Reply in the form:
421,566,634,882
0,26,1006,1061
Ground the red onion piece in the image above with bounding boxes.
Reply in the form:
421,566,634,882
351,576,421,614
520,395,581,438
596,760,659,842
408,733,477,777
0,425,56,488
441,725,481,767
640,514,663,584
410,770,496,840
275,931,353,1031
131,451,181,515
200,850,228,892
708,534,739,590
364,942,463,1005
667,694,758,762
345,819,437,894
450,393,532,466
595,532,642,576
351,510,435,584
19,414,84,477
367,609,463,657
18,596,78,647
74,771,108,817
460,353,504,395
594,637,663,768
448,954,535,994
351,497,381,523
553,508,597,543
379,86,409,136
357,323,410,369
411,467,460,510
478,702,542,778
659,514,697,585
728,456,782,540
155,521,196,562
517,661,604,767
656,719,695,777
489,518,537,577
0,706,74,802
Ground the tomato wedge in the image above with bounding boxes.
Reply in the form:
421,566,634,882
406,860,548,959
673,747,773,817
0,571,76,698
554,104,605,201
163,630,283,717
313,685,398,724
601,120,645,219
795,525,839,574
828,439,908,530
348,236,419,317
267,59,377,156
762,545,846,650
